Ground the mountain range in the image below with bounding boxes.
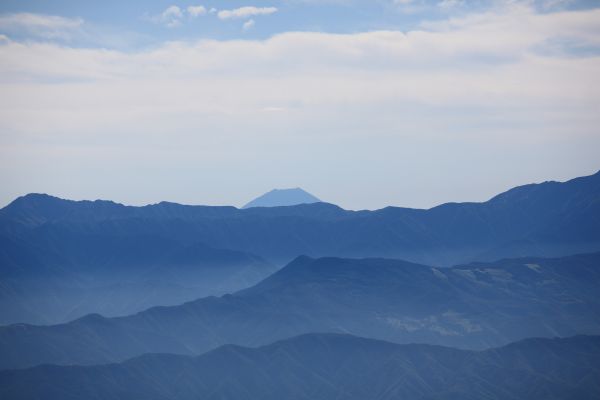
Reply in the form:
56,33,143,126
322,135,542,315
0,171,599,324
3,171,599,267
0,170,599,398
1,251,599,370
1,333,599,400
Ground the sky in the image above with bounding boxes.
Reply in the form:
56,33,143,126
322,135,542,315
0,0,599,210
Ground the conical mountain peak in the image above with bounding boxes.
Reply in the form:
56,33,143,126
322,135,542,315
243,188,321,209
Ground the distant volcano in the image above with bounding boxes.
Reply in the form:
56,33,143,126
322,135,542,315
242,188,321,209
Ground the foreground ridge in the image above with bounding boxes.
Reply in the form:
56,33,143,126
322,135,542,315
1,333,599,400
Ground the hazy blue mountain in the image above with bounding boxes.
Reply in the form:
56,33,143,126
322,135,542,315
0,170,598,325
1,252,599,370
2,171,599,269
1,333,599,400
0,236,276,325
242,187,321,208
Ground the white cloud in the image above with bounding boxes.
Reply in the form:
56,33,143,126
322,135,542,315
147,5,209,27
0,13,83,40
1,5,599,209
162,5,183,19
217,6,278,20
2,7,598,90
438,0,464,10
187,5,207,17
391,0,429,14
243,19,256,31
148,5,184,28
2,7,599,109
540,0,574,10
262,106,286,112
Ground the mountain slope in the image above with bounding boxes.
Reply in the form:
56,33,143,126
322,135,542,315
0,236,276,325
243,188,321,208
1,333,599,400
2,171,599,268
0,170,598,325
1,252,599,370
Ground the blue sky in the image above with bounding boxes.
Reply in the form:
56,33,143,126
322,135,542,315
0,0,599,209
1,1,598,45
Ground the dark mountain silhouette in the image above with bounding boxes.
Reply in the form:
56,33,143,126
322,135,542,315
1,252,599,370
2,171,599,268
1,333,599,400
242,187,321,208
0,170,598,324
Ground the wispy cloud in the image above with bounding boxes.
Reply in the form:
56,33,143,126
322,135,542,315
217,6,278,20
187,5,208,17
391,0,430,14
438,0,464,10
161,5,183,27
243,19,256,31
0,13,83,40
145,5,185,28
143,4,276,29
146,4,214,27
540,0,575,10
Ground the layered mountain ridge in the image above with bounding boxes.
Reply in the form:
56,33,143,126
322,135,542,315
1,170,599,398
3,170,599,267
1,333,599,400
1,251,599,370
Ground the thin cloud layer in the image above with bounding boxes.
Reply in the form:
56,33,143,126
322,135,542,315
217,6,278,20
243,19,256,31
0,3,598,208
144,4,277,29
0,12,83,39
187,5,207,17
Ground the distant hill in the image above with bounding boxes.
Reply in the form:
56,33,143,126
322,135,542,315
0,236,276,325
2,171,599,268
242,188,321,208
0,170,599,325
1,333,599,400
1,252,599,370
